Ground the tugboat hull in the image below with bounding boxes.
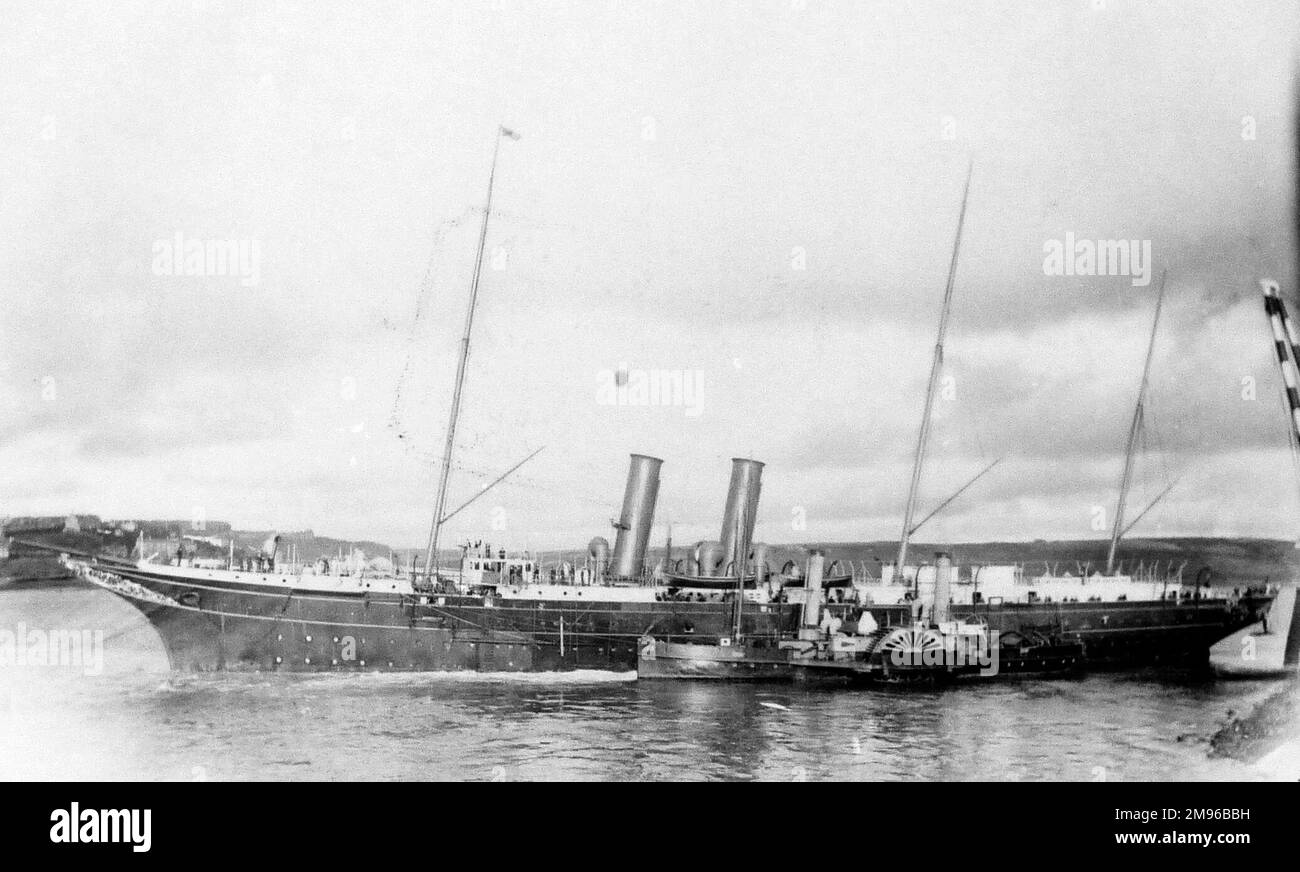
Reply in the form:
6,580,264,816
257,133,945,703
636,635,1085,684
636,638,869,683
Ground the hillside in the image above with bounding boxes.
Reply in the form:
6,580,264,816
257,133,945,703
228,530,402,564
645,537,1299,585
4,528,1297,587
1,521,408,584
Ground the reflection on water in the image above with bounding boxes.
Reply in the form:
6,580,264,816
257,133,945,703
0,669,1285,781
0,587,1286,781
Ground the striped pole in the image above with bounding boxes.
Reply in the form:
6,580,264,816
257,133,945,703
1270,280,1300,667
1263,279,1300,670
1271,280,1300,368
1262,280,1300,440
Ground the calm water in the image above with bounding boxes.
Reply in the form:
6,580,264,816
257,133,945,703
0,587,1288,781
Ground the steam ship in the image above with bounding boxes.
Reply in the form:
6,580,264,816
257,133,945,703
62,136,1273,673
63,451,1267,673
67,455,826,672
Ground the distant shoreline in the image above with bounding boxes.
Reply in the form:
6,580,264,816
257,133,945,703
5,534,1296,583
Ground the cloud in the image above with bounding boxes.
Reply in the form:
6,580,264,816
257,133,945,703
1,1,1298,549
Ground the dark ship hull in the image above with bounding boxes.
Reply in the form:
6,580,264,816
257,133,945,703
90,562,804,672
85,562,1268,673
959,598,1269,668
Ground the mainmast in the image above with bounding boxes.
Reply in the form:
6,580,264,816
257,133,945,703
1106,270,1167,575
422,126,519,583
895,163,973,582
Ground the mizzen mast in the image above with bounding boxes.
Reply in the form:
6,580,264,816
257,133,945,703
1106,269,1167,575
422,125,520,584
895,163,973,581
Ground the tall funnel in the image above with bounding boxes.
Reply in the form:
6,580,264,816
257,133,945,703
609,453,663,580
718,458,764,571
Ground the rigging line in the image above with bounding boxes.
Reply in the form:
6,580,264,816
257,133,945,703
399,447,620,507
389,206,480,431
404,449,534,482
1141,385,1172,486
907,457,1004,538
1120,476,1182,539
435,472,621,512
1135,416,1153,500
438,447,546,526
973,419,989,465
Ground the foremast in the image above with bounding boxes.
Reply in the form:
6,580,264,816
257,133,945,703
1106,270,1167,575
422,126,519,585
895,163,973,583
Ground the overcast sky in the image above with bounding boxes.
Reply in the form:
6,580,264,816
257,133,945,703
2,0,1299,551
